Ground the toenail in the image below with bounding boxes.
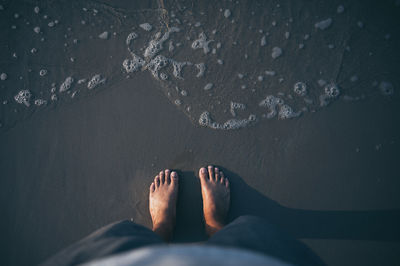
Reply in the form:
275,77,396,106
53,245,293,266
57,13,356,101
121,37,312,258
201,168,207,173
208,165,213,168
171,171,177,177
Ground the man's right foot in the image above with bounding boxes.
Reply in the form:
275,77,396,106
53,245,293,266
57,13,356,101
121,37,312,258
198,166,230,236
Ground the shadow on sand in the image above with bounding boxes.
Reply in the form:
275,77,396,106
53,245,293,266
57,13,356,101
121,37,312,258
172,168,400,243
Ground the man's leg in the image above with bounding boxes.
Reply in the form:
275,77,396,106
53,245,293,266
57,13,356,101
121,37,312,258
42,169,179,266
197,166,323,266
41,220,163,266
207,215,324,265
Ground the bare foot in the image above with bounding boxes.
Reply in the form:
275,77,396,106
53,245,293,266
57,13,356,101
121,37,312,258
198,166,230,236
149,169,178,241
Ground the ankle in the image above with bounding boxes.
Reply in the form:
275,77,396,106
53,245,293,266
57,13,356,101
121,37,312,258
205,222,224,236
153,221,174,239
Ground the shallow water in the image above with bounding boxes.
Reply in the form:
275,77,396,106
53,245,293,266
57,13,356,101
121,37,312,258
0,0,399,130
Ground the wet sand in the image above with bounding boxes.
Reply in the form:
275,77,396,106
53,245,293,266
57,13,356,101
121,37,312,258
1,72,400,265
1,0,400,265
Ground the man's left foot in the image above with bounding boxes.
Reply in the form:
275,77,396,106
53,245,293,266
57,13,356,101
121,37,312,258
149,169,179,241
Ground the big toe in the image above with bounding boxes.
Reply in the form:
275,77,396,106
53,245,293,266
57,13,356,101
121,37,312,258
171,171,179,184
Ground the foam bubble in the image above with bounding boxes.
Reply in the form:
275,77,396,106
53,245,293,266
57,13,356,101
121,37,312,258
230,101,246,117
0,73,7,80
159,73,168,80
14,90,32,107
379,81,394,96
204,83,213,90
319,83,340,106
278,104,300,119
87,74,106,89
39,69,47,76
122,53,145,73
191,33,213,54
259,95,284,119
126,32,138,45
198,111,256,130
317,79,327,87
261,36,267,46
265,70,276,76
221,116,256,130
98,31,109,39
337,5,345,13
139,23,152,31
285,32,290,39
199,111,211,126
224,9,231,18
144,28,179,58
293,82,307,96
195,63,206,78
271,47,282,59
324,83,340,98
146,55,169,79
59,77,74,92
171,60,191,79
33,26,40,33
168,41,174,52
34,6,40,14
34,99,47,106
315,18,332,30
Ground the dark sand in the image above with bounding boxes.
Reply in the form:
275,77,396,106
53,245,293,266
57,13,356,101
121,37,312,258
1,72,400,265
1,0,400,265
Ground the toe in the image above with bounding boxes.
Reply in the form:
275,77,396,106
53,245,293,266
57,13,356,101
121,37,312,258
159,170,165,184
165,169,171,184
155,175,160,187
150,182,155,192
171,171,178,184
215,167,220,181
225,177,230,188
199,167,208,181
208,165,214,181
